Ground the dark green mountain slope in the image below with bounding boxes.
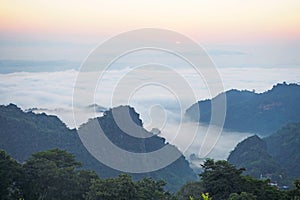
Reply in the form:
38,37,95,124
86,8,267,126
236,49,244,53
266,123,300,178
186,83,300,136
0,104,197,191
227,135,287,184
228,123,300,186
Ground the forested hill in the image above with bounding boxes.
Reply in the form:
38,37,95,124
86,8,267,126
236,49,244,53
228,122,300,187
0,104,197,191
186,83,300,136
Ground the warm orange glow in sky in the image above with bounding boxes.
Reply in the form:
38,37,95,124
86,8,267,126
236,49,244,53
1,0,300,63
1,0,300,43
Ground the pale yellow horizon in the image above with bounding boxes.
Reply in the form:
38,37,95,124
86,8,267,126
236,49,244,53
1,0,300,43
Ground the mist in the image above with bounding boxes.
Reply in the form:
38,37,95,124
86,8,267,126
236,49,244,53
0,67,299,162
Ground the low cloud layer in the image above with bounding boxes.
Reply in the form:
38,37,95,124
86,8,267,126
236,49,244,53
0,67,299,161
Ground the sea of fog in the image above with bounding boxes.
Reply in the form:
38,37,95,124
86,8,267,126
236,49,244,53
0,67,299,162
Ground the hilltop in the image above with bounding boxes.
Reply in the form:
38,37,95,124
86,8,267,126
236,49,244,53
0,104,197,191
186,82,300,135
228,122,300,187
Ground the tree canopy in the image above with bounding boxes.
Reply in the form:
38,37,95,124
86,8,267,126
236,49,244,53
0,149,23,199
1,149,300,200
177,159,300,200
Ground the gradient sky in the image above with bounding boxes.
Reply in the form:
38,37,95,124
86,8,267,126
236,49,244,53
1,0,300,160
0,0,300,66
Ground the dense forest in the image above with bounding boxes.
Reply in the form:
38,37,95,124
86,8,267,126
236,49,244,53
228,122,300,187
186,83,300,136
1,149,300,200
0,104,196,192
1,83,300,199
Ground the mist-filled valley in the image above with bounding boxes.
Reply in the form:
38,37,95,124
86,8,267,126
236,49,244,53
1,67,299,162
1,1,300,198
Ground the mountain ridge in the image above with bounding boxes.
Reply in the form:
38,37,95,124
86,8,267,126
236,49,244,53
186,82,300,136
0,103,197,192
228,122,300,187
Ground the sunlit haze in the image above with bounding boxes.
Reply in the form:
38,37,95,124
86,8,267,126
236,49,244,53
1,0,300,163
1,0,300,66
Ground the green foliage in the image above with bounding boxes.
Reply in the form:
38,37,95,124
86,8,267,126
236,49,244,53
1,149,175,200
135,177,169,200
201,192,212,200
1,149,300,200
176,181,204,200
266,123,300,178
22,149,93,200
86,175,171,200
200,159,245,200
241,175,289,200
86,174,137,200
228,122,300,187
193,159,292,200
228,135,288,186
228,192,256,200
0,149,23,199
26,148,81,168
287,180,300,199
295,180,300,190
1,102,300,199
187,192,212,200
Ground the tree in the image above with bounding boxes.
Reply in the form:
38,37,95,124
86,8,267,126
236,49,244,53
287,180,300,199
176,181,204,200
296,180,300,189
198,159,290,200
241,175,289,200
77,170,99,199
200,159,245,200
85,174,137,200
135,177,169,200
22,149,92,200
85,174,174,200
228,192,257,200
0,149,23,199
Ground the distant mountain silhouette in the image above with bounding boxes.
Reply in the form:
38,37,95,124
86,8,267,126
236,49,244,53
186,83,300,136
0,104,197,191
0,59,79,73
228,122,300,187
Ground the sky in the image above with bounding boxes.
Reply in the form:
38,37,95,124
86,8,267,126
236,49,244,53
0,0,300,162
0,0,300,67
